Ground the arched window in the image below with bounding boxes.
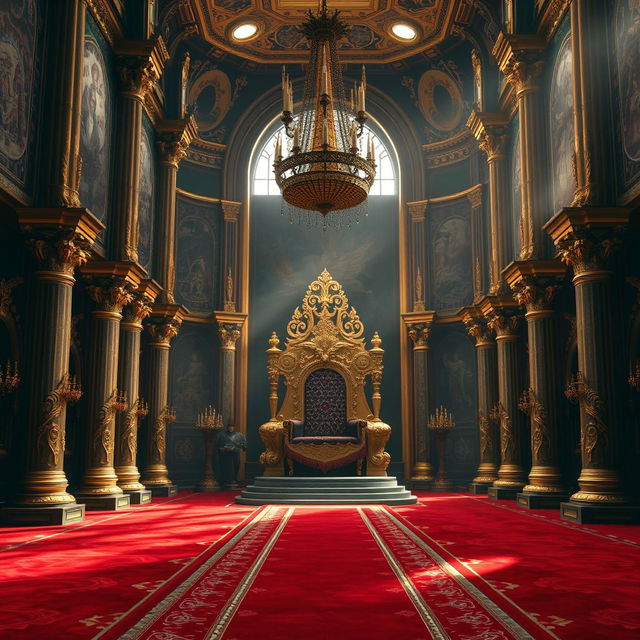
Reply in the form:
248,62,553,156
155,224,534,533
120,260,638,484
252,122,396,196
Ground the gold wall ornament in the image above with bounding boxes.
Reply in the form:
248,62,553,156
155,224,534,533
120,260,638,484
491,402,515,461
94,389,127,465
413,267,425,312
151,405,176,464
224,268,235,312
565,372,609,464
478,412,491,460
519,388,550,462
38,375,82,468
259,269,391,476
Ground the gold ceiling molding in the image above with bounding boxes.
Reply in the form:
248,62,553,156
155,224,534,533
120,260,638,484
185,139,227,169
422,129,475,168
536,0,571,43
191,0,459,64
85,0,124,47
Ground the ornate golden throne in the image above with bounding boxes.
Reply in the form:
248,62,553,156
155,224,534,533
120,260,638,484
258,269,392,477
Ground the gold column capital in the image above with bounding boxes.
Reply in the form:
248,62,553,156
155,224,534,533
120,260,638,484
81,261,147,313
466,111,510,161
218,323,242,351
406,201,427,221
146,303,187,345
18,207,105,274
544,207,631,275
459,305,494,347
492,32,545,92
155,116,198,167
115,36,169,101
503,260,567,311
477,295,522,338
402,311,436,350
221,200,242,222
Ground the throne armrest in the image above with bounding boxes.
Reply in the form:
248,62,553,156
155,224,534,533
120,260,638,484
345,419,367,439
283,419,305,439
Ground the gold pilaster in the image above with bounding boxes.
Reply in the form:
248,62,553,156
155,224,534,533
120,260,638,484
467,111,511,293
154,117,197,304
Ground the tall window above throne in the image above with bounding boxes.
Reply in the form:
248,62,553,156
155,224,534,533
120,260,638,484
252,122,396,197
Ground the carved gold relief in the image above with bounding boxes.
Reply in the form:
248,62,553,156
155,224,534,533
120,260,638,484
94,389,127,465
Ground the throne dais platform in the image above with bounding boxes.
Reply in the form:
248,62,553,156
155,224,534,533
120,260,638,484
235,476,417,505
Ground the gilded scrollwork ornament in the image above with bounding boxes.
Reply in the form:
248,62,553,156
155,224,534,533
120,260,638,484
38,375,83,468
519,388,550,462
0,278,22,316
565,372,609,465
94,389,127,465
478,411,492,461
491,402,515,461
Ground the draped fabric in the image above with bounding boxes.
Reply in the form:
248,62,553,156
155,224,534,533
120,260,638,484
303,369,347,436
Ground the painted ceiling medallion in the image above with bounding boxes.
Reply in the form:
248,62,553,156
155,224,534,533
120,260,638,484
192,0,458,63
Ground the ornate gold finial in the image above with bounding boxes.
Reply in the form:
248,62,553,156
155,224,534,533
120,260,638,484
268,331,280,350
371,331,382,349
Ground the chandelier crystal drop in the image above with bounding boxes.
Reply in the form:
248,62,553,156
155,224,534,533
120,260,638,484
274,0,376,228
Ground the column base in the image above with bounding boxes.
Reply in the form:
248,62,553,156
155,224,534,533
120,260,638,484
488,486,521,500
432,478,455,491
516,492,570,509
79,494,131,511
410,478,434,490
149,484,178,497
468,482,491,495
125,490,152,505
2,503,85,526
560,502,640,524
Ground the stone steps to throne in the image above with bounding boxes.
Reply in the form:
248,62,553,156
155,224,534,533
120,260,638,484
235,476,418,505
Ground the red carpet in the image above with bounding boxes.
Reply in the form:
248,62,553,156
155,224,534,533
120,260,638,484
2,492,640,639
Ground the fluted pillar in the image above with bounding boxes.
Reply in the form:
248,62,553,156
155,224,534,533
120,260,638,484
480,297,527,499
76,262,145,510
461,308,499,493
505,261,570,508
467,112,511,293
112,40,168,261
114,280,160,503
546,210,639,523
493,34,546,258
154,118,197,303
570,0,617,207
3,211,103,525
141,305,186,496
404,314,436,487
39,0,85,207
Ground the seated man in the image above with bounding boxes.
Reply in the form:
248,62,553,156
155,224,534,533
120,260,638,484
216,424,247,489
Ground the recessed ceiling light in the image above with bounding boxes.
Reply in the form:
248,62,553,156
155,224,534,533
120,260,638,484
232,23,258,41
391,23,417,41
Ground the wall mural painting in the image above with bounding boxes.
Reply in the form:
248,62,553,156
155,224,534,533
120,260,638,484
616,0,640,191
175,197,218,312
428,203,472,312
433,328,476,423
550,34,575,214
0,0,40,196
511,118,522,260
79,29,112,224
138,125,155,272
171,329,214,422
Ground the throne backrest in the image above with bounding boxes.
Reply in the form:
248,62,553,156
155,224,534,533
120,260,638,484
303,368,347,436
265,269,385,424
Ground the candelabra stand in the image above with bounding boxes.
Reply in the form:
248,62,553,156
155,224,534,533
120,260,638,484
428,406,455,491
196,405,223,492
0,361,19,395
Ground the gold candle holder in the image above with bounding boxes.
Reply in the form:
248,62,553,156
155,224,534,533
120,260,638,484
428,406,455,491
195,404,223,492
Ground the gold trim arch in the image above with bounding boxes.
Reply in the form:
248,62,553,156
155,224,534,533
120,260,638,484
258,269,392,477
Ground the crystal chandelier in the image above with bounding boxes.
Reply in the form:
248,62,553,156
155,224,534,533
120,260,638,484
274,1,376,227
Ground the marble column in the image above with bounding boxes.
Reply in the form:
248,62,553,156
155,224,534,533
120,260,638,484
480,297,527,499
546,210,639,523
467,112,511,293
405,315,435,487
493,34,546,258
154,118,197,303
3,211,103,525
114,280,160,504
112,40,168,262
76,263,145,510
461,308,499,493
141,305,186,496
505,261,569,508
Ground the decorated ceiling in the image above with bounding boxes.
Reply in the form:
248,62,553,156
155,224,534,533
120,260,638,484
191,0,460,63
